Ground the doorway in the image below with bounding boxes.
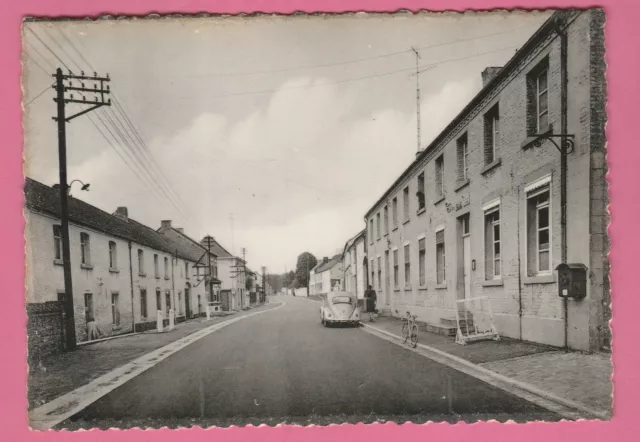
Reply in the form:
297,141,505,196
185,286,191,318
458,214,471,301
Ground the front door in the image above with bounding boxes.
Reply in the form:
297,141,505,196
184,287,191,318
462,216,471,300
384,250,390,305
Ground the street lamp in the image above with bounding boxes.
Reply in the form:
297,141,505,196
68,179,90,193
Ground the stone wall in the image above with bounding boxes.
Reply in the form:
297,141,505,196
27,301,64,362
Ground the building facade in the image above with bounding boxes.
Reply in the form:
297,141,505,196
24,178,215,350
363,10,607,352
309,255,344,296
341,230,367,301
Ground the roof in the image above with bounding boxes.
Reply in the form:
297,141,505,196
157,226,215,263
315,255,342,273
25,177,202,264
342,230,366,258
364,11,572,218
199,235,234,259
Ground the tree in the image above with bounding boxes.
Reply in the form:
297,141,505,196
296,252,318,288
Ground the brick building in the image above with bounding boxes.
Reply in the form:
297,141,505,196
363,10,608,352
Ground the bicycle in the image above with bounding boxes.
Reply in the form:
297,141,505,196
397,310,418,348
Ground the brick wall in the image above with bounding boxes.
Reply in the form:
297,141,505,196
27,301,64,362
364,11,605,351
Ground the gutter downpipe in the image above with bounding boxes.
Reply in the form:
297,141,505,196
558,18,569,351
128,241,135,334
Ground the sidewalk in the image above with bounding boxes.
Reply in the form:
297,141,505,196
366,315,613,418
28,303,278,410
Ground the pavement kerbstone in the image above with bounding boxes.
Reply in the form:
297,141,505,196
28,303,279,409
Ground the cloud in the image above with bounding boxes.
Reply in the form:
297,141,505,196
37,75,478,272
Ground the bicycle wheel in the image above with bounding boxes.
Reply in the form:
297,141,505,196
401,322,409,344
410,324,418,348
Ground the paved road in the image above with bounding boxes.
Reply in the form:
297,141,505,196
61,296,560,428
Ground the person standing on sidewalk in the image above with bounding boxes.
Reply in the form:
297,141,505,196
364,285,377,321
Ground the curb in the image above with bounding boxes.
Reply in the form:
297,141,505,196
361,322,609,421
29,301,285,431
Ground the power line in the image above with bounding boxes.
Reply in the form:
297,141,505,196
179,27,530,79
32,27,191,218
173,44,518,101
56,28,191,215
25,83,53,107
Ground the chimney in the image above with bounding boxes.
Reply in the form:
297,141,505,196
176,228,184,234
481,66,503,87
113,207,129,222
323,257,329,263
415,148,424,159
161,220,172,229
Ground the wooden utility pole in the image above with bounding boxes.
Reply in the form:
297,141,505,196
54,68,111,350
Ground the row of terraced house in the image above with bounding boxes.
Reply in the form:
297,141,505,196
339,10,609,352
25,177,262,360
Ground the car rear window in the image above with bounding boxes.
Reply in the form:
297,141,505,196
332,296,353,304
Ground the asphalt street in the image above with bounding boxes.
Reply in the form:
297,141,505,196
61,295,560,428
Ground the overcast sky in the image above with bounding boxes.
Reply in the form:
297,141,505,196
23,11,551,273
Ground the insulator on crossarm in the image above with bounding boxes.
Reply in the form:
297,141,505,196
68,70,73,75
70,94,74,99
82,95,86,100
94,72,97,77
81,71,85,76
106,73,110,79
106,85,110,91
94,84,97,89
82,82,85,88
95,97,98,102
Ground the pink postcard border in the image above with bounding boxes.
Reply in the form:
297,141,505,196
1,0,636,440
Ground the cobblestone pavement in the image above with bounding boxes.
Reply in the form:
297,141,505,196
480,351,613,416
28,303,279,409
366,315,612,417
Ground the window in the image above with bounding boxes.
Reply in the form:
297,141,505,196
485,207,501,279
418,238,426,286
156,289,161,313
417,172,426,211
435,155,445,198
140,289,148,319
376,212,381,240
393,249,399,289
383,205,389,235
392,197,398,228
484,105,500,164
377,256,382,291
527,59,549,135
178,291,183,315
403,186,410,221
436,229,446,284
154,254,159,278
111,292,120,326
164,257,170,279
138,249,145,275
404,244,411,288
457,134,469,181
527,182,551,274
108,241,117,269
185,262,189,279
80,232,90,265
369,219,374,244
53,225,62,261
332,296,353,305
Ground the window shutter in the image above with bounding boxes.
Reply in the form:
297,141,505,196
436,230,444,244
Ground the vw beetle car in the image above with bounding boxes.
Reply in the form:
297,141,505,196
320,291,360,326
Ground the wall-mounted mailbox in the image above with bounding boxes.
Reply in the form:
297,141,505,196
556,263,588,300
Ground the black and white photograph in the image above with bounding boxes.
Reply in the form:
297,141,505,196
22,9,610,430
